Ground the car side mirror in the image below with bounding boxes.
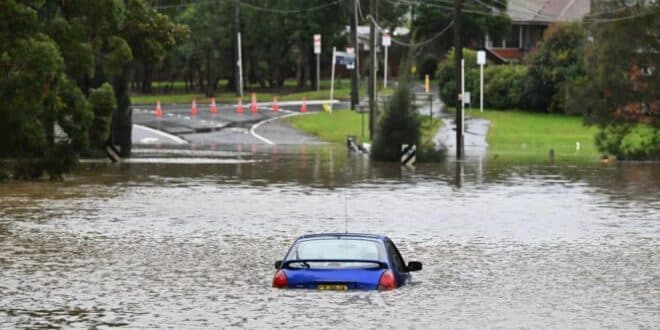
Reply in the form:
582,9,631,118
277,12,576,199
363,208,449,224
407,261,422,272
274,260,283,269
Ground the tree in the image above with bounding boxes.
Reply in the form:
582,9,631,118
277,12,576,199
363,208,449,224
371,57,445,162
412,0,510,74
123,0,189,93
524,22,586,113
0,0,187,179
0,0,86,179
566,1,659,159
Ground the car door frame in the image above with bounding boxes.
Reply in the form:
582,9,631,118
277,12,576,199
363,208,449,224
384,238,411,286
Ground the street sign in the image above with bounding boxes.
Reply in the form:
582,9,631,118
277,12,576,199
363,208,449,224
382,32,391,87
335,51,355,67
477,50,486,65
314,34,321,54
382,32,391,47
477,50,486,112
346,47,355,70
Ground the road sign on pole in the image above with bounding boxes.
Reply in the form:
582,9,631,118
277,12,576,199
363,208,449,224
382,32,391,88
314,34,321,54
477,50,486,112
237,32,244,98
330,48,355,111
346,47,355,70
314,34,321,91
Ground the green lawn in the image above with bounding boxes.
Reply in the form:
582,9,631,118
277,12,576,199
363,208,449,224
466,109,601,161
288,109,441,145
131,79,392,105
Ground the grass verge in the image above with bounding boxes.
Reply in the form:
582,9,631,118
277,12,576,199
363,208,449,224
288,109,441,145
465,109,601,161
130,82,391,105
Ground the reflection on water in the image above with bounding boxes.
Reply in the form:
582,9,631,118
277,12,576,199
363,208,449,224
1,145,659,328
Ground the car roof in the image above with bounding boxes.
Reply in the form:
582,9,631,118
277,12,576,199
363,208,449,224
295,233,388,242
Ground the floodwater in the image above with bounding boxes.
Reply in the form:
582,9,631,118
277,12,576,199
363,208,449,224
1,146,658,329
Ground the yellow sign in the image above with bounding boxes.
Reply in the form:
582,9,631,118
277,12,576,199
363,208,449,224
425,74,430,94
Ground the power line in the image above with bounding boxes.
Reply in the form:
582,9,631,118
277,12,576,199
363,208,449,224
153,0,340,13
239,0,341,14
366,14,454,47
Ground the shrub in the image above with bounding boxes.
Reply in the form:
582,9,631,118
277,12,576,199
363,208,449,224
483,65,529,109
619,125,660,160
437,48,528,110
0,161,8,181
89,83,117,149
437,48,478,107
371,80,420,161
595,123,660,160
372,78,445,162
524,22,586,113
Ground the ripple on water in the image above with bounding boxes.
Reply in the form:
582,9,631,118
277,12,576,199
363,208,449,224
1,159,659,328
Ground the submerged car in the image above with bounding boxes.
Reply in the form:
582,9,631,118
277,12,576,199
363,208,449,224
272,233,422,291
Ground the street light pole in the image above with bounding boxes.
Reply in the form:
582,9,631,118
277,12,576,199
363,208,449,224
454,0,464,159
235,0,243,97
368,0,377,140
350,0,359,110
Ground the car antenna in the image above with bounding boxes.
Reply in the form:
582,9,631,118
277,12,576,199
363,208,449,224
344,188,348,234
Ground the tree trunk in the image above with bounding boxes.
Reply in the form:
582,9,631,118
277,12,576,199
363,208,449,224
206,50,213,96
111,65,132,157
297,43,305,88
141,62,153,93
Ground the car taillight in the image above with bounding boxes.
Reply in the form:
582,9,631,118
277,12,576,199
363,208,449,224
377,270,397,291
272,270,287,289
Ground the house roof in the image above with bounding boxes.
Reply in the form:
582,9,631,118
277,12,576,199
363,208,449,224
487,48,524,63
508,0,591,24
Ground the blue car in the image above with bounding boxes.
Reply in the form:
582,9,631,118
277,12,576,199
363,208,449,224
272,233,422,291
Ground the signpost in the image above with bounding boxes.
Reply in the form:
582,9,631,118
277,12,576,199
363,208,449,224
237,32,244,97
382,31,391,88
314,34,321,92
330,48,356,112
461,59,465,139
346,47,355,70
477,50,486,112
425,74,432,118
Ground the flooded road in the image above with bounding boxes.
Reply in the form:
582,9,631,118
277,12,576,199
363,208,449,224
1,146,659,328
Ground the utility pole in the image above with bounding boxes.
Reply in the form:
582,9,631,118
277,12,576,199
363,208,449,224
454,0,464,158
235,0,243,97
368,0,377,140
350,0,359,110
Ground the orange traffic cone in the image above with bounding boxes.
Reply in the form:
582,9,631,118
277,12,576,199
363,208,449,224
236,97,244,113
154,100,163,117
300,97,308,113
210,98,218,114
190,99,198,115
272,97,279,112
250,93,258,113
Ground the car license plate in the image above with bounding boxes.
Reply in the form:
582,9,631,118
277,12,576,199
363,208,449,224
318,284,348,291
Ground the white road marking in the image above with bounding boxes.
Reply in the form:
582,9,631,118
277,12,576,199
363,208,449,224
133,124,188,145
249,110,308,145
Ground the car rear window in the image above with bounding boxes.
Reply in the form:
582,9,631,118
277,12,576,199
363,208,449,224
285,238,385,267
